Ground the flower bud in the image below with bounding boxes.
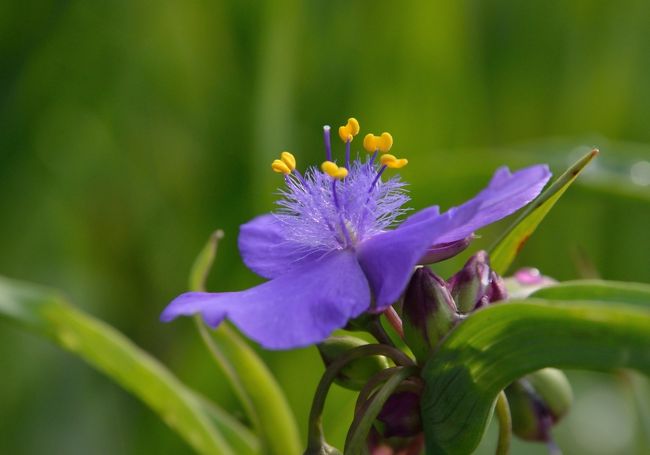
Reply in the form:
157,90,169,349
417,235,474,265
487,270,508,303
376,391,423,438
402,267,459,364
367,429,425,455
317,336,390,391
449,251,492,313
526,368,573,421
506,368,573,442
504,267,557,299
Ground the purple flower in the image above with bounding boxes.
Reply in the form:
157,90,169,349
161,119,551,349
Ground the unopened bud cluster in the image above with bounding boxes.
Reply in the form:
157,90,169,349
316,250,572,453
403,250,507,363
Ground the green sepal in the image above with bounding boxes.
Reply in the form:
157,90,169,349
318,335,391,391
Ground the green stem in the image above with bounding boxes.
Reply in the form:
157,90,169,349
344,366,419,454
495,390,512,455
194,317,263,442
306,344,415,452
367,317,397,347
354,367,402,415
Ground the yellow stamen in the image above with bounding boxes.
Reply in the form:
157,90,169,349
338,117,360,142
321,160,348,179
280,151,296,170
272,159,291,174
363,132,393,153
380,153,408,169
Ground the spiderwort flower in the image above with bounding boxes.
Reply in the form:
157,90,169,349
161,118,552,349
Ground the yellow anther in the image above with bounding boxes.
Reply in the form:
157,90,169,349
338,117,360,142
272,159,291,174
321,160,348,179
363,132,393,153
280,151,296,170
380,153,408,169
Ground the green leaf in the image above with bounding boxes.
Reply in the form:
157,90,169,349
207,324,302,455
0,275,257,455
189,231,302,455
420,298,650,454
531,279,650,307
489,149,598,275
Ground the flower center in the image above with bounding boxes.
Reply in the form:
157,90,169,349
271,118,410,251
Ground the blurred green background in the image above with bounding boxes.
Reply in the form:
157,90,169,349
1,1,650,454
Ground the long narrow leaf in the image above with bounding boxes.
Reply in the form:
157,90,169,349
490,149,598,274
420,299,650,454
0,275,256,455
208,324,302,455
189,231,302,455
531,279,650,307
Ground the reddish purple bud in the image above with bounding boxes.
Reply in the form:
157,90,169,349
449,251,492,313
487,271,508,303
505,267,557,299
376,391,423,438
402,267,459,364
417,235,474,265
515,267,547,285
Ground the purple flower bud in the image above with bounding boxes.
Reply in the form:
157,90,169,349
376,391,423,438
487,271,508,303
402,267,459,364
515,267,548,285
367,429,424,455
417,235,475,265
504,267,557,299
448,251,492,313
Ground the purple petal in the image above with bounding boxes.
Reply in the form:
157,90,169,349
161,250,370,349
399,205,440,229
357,164,551,309
356,212,453,310
238,214,325,279
433,164,551,244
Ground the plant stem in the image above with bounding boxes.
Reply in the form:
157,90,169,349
495,390,512,455
344,366,419,454
367,317,397,347
305,344,415,452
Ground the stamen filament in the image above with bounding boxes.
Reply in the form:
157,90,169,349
323,125,332,161
332,179,353,247
345,139,351,169
367,150,378,168
370,165,387,191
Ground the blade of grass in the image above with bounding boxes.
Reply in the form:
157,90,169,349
490,149,598,274
189,230,301,455
0,276,247,455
